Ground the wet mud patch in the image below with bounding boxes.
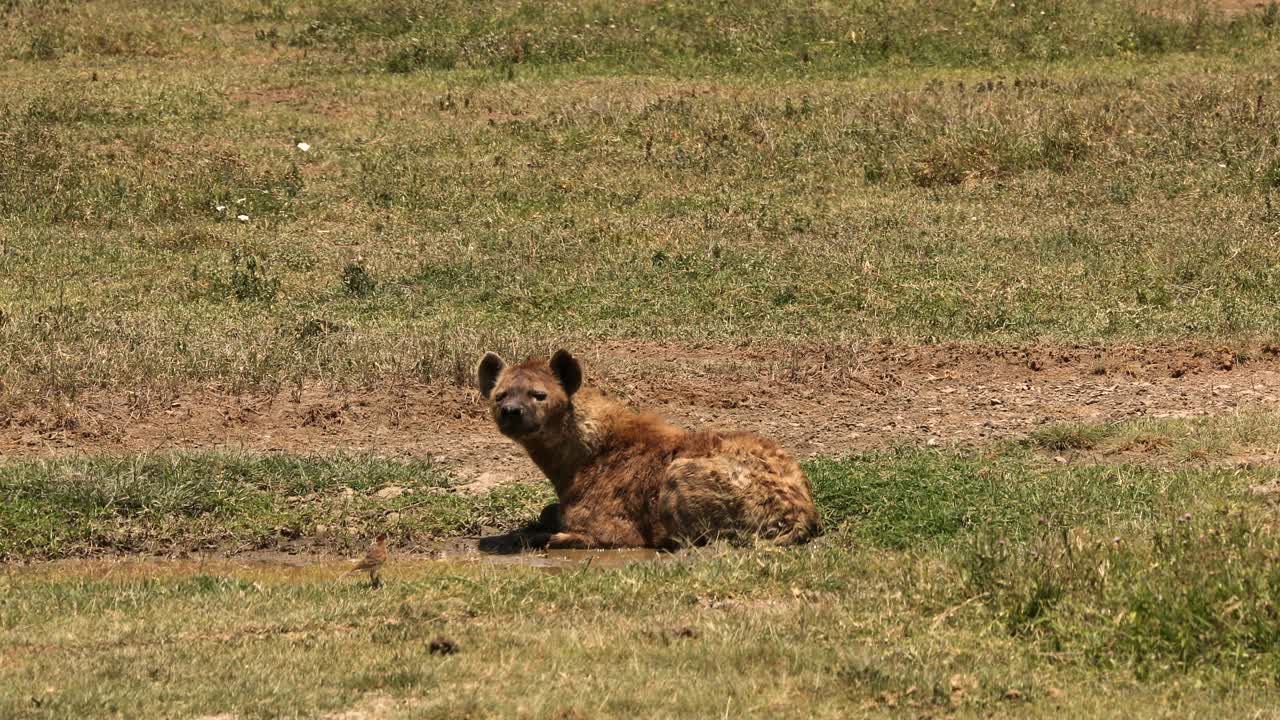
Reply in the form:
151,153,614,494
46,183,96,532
6,541,666,582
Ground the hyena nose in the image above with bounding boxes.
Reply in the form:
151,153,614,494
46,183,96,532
500,405,523,420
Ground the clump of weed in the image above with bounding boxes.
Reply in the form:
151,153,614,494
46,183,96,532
862,157,888,185
1029,423,1112,452
341,261,377,297
254,26,280,48
386,38,458,73
25,27,66,60
296,318,347,340
212,249,280,303
288,20,356,51
1039,116,1090,172
909,134,1001,187
908,112,1089,187
1262,158,1280,190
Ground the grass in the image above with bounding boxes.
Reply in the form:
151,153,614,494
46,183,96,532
8,410,1275,561
5,414,1280,717
2,1,1280,405
1027,423,1116,453
8,545,1280,719
5,3,1280,715
1027,412,1280,461
809,451,1247,548
0,453,550,560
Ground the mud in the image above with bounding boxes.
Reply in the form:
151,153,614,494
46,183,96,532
7,541,665,578
3,342,1279,490
439,546,665,573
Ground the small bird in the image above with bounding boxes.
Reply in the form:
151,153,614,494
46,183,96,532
340,532,388,587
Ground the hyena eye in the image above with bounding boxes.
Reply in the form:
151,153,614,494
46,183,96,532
494,391,508,402
530,390,547,401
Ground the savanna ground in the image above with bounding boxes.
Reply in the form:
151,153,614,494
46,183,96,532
5,0,1280,717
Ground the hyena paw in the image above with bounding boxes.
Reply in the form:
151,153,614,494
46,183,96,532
546,532,596,549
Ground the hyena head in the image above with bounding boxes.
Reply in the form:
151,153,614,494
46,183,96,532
476,349,582,440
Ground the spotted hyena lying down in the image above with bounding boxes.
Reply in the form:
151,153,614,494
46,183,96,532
476,349,820,549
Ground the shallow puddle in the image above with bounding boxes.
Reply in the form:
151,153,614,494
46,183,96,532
441,546,665,574
5,542,667,581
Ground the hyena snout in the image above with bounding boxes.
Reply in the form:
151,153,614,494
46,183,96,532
496,399,543,437
497,402,526,430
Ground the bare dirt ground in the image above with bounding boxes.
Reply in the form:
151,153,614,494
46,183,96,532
1215,0,1273,15
3,342,1277,489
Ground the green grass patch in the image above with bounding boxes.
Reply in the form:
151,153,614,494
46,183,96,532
229,0,1280,74
0,453,550,560
809,448,1252,548
4,451,1280,715
963,513,1280,679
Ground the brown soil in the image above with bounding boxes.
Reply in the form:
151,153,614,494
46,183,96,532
1155,0,1272,17
1213,0,1273,15
3,342,1278,490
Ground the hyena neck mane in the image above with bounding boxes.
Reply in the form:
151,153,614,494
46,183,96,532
516,388,673,498
514,388,610,496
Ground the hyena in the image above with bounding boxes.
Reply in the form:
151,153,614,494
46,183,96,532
476,349,821,549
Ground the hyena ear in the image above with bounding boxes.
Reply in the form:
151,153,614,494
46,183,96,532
476,352,506,398
549,349,582,397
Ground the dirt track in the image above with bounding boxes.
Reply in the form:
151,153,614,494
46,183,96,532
4,342,1278,489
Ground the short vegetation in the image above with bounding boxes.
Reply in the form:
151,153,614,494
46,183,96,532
6,415,1280,716
4,2,1280,717
2,1,1280,405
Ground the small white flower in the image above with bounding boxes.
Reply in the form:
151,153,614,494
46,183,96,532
297,142,311,152
215,204,227,212
235,197,247,205
237,214,250,222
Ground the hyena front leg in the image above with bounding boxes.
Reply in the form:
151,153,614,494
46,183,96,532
536,502,562,532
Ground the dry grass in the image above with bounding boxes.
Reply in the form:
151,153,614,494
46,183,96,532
5,4,1280,716
6,550,1279,719
6,441,1280,717
5,412,1280,716
1,2,1280,406
1031,411,1280,464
